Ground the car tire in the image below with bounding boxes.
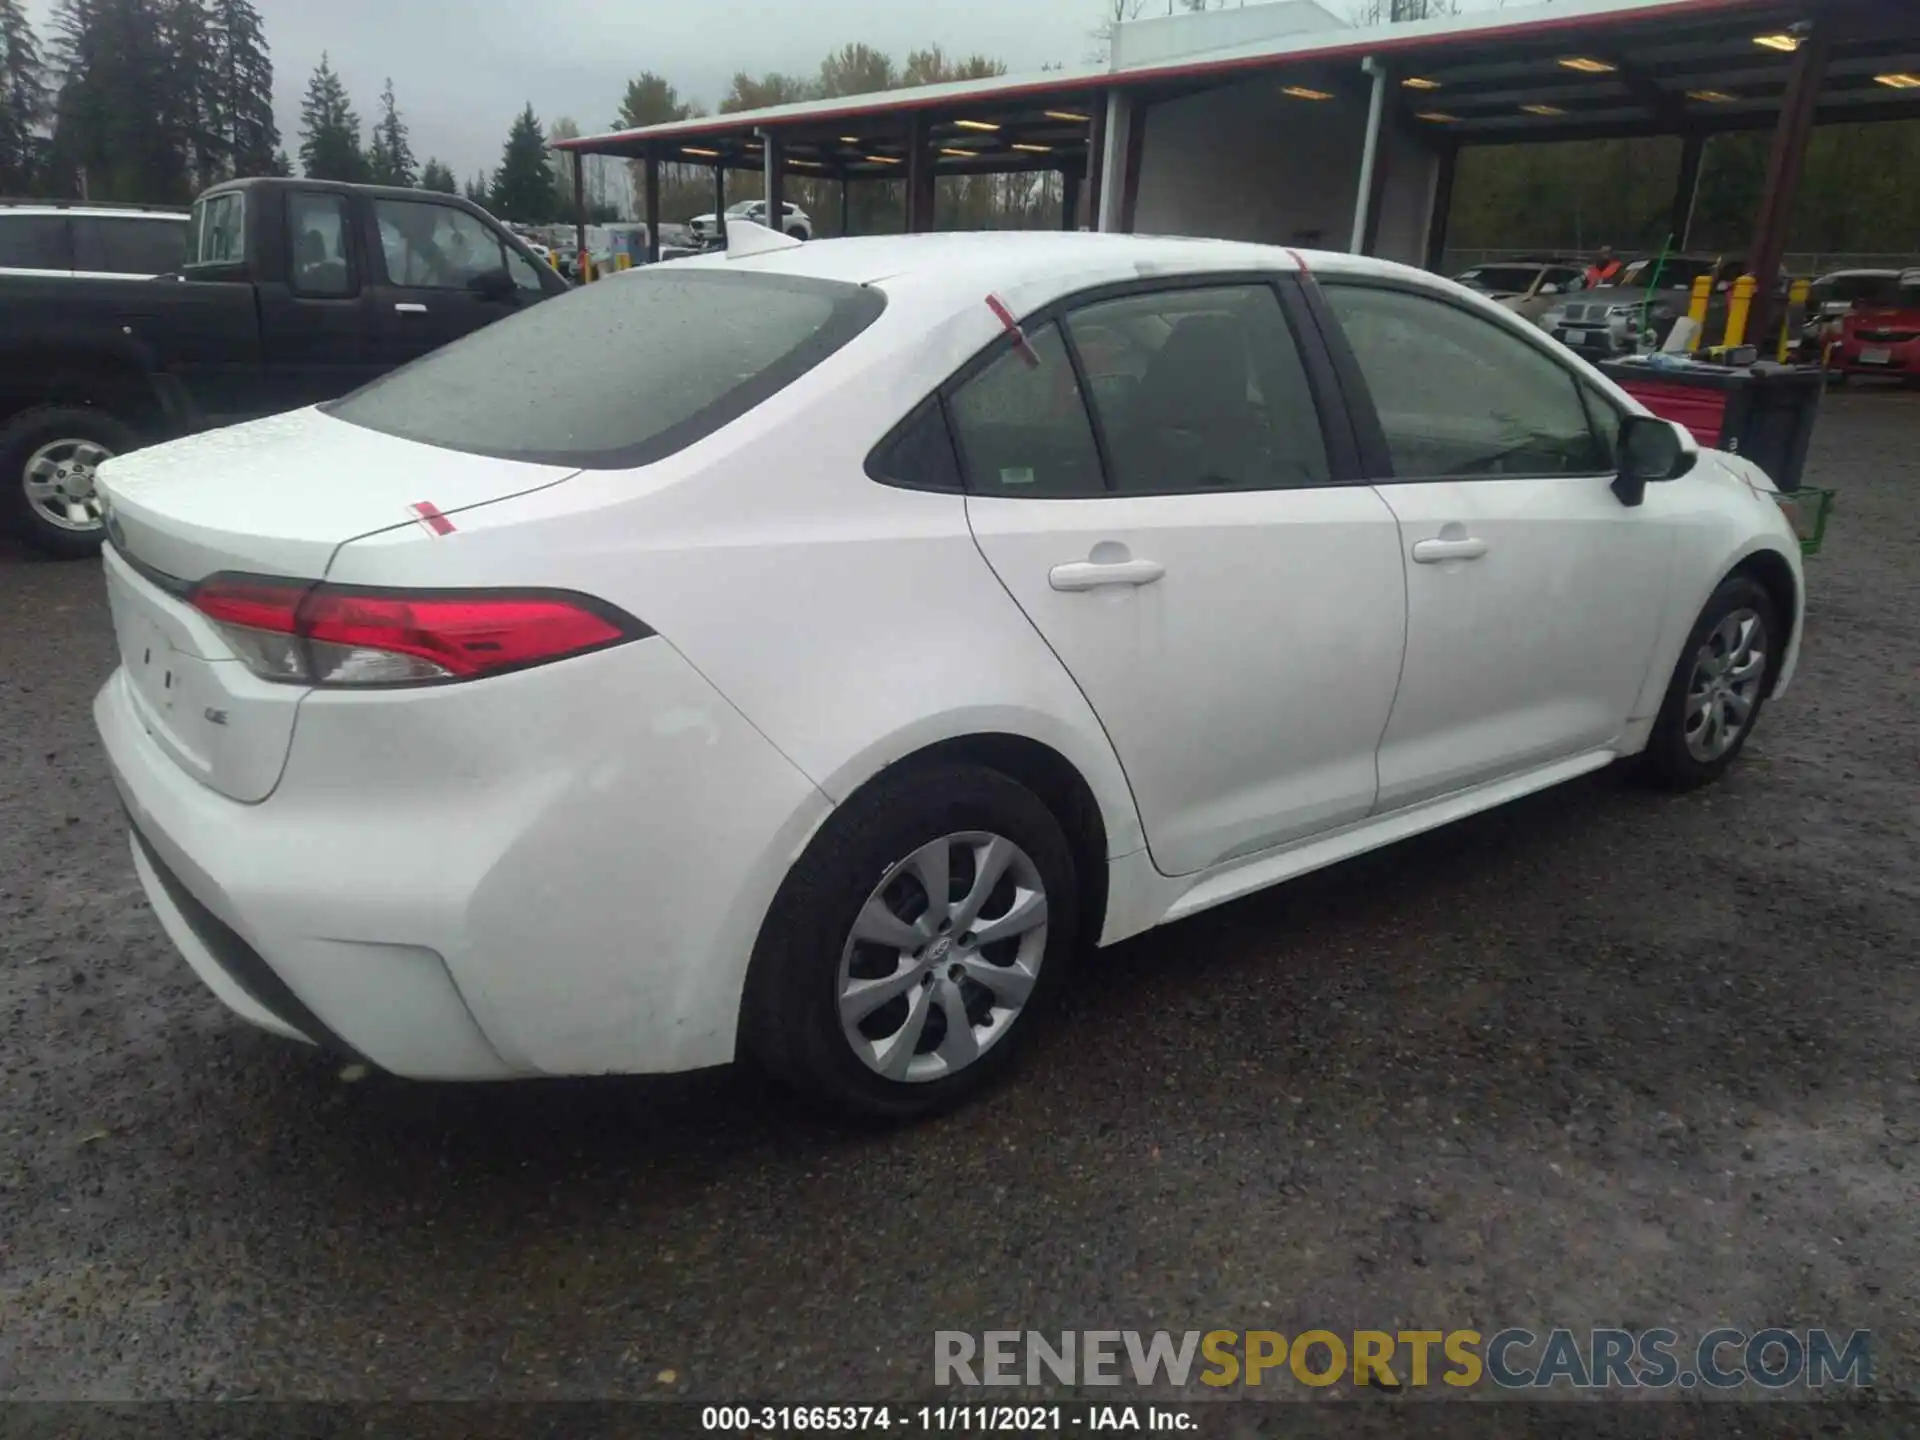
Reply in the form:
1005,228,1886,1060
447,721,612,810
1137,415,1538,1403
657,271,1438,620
1638,574,1779,791
742,760,1078,1121
786,226,808,242
2,405,141,560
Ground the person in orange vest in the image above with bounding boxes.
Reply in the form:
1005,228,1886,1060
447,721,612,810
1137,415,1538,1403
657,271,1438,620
1585,245,1623,288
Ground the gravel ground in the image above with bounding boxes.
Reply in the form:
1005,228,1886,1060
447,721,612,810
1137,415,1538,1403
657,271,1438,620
1,389,1915,1404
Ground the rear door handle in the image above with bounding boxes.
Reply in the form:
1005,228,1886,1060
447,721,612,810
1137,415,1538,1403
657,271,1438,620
1411,537,1488,564
394,302,429,314
1048,558,1166,591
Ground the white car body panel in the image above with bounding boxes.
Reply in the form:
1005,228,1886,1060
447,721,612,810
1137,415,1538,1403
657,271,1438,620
90,232,1808,1079
967,486,1406,876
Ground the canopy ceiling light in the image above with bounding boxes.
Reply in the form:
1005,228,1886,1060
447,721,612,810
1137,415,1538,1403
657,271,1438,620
1752,32,1801,52
1401,76,1441,90
954,119,1001,132
1557,57,1617,74
1044,110,1090,123
1521,103,1567,116
1281,85,1333,100
1873,72,1920,89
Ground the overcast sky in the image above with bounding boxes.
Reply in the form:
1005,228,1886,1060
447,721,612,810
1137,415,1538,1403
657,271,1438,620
29,0,1504,185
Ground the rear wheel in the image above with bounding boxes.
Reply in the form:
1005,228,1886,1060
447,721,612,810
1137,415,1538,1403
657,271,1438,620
2,406,141,559
1639,575,1778,790
743,761,1077,1120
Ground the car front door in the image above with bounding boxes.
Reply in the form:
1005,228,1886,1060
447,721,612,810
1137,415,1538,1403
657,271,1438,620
957,278,1408,878
1313,278,1673,812
366,196,543,367
255,188,381,413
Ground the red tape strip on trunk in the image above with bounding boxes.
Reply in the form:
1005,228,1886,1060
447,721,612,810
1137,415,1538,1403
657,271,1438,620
986,293,1041,369
409,501,456,536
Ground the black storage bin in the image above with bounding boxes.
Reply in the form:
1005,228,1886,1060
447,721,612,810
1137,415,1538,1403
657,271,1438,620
1598,359,1825,492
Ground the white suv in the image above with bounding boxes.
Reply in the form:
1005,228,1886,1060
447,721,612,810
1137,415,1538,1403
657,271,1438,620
688,199,812,245
0,204,190,279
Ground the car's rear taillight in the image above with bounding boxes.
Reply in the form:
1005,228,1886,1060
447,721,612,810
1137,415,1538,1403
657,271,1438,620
190,576,650,687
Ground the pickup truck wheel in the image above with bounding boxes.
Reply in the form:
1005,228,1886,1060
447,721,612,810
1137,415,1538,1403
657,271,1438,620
2,406,140,560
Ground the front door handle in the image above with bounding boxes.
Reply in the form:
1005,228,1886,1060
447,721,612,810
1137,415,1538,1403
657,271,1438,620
1411,537,1488,564
1048,558,1166,591
395,302,429,314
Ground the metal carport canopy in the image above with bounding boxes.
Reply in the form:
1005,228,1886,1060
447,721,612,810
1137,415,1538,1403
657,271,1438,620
554,0,1920,178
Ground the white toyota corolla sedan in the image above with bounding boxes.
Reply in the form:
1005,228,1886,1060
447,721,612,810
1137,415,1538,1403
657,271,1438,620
94,226,1804,1117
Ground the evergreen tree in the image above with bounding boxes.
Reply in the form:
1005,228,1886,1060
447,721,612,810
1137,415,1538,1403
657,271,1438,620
208,0,275,178
488,103,555,221
419,156,456,193
0,0,48,193
50,0,189,202
463,171,488,206
158,0,217,189
365,76,414,187
297,52,365,181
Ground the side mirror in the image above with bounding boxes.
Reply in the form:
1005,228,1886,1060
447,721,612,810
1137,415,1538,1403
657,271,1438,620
468,267,516,303
1612,415,1697,506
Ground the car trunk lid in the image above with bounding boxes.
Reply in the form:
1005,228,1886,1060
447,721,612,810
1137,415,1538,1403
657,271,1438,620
97,406,579,802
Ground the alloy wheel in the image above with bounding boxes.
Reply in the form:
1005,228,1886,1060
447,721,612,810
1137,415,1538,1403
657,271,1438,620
1683,607,1768,763
23,438,114,533
837,831,1049,1083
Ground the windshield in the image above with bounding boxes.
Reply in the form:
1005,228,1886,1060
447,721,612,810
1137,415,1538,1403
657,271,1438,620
1455,266,1542,294
726,201,760,216
327,270,885,468
1819,274,1903,307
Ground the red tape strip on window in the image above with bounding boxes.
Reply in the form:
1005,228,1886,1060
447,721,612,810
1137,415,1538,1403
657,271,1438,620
985,293,1041,369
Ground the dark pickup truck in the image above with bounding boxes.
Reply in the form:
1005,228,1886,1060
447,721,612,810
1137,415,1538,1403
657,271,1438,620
1,176,567,557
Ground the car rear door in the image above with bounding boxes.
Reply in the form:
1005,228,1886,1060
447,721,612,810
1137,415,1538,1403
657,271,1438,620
958,276,1408,878
1309,276,1673,812
364,195,545,366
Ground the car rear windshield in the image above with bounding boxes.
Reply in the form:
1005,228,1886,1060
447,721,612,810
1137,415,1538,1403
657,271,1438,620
327,269,884,468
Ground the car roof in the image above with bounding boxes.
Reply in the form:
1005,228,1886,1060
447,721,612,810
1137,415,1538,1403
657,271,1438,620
0,204,186,219
670,230,1323,311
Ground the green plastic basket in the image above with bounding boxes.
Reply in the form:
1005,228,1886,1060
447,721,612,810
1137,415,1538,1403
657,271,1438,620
1780,486,1835,556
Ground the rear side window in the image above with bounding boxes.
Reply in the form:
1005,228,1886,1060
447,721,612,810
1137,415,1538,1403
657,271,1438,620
329,270,885,468
188,192,245,266
1064,284,1330,492
73,216,187,276
947,322,1105,498
869,399,962,492
0,214,69,270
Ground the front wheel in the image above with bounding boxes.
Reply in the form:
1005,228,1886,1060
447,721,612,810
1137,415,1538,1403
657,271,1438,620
742,762,1077,1120
2,406,142,559
1639,575,1778,790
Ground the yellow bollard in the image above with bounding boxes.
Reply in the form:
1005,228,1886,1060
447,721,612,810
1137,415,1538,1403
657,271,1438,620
1723,274,1756,349
614,253,632,271
1779,277,1811,363
1686,275,1713,352
580,253,595,284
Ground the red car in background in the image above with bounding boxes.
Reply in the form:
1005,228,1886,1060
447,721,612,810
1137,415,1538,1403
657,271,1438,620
1834,269,1920,383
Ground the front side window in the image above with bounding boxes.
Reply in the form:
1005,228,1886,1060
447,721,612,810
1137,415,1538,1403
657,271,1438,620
188,191,245,266
73,217,186,276
328,270,883,467
1064,284,1329,493
287,193,354,297
1324,283,1610,479
373,199,509,289
947,322,1105,498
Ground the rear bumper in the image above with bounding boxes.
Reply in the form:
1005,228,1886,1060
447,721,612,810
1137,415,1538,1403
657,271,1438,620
1836,340,1920,374
96,637,832,1080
